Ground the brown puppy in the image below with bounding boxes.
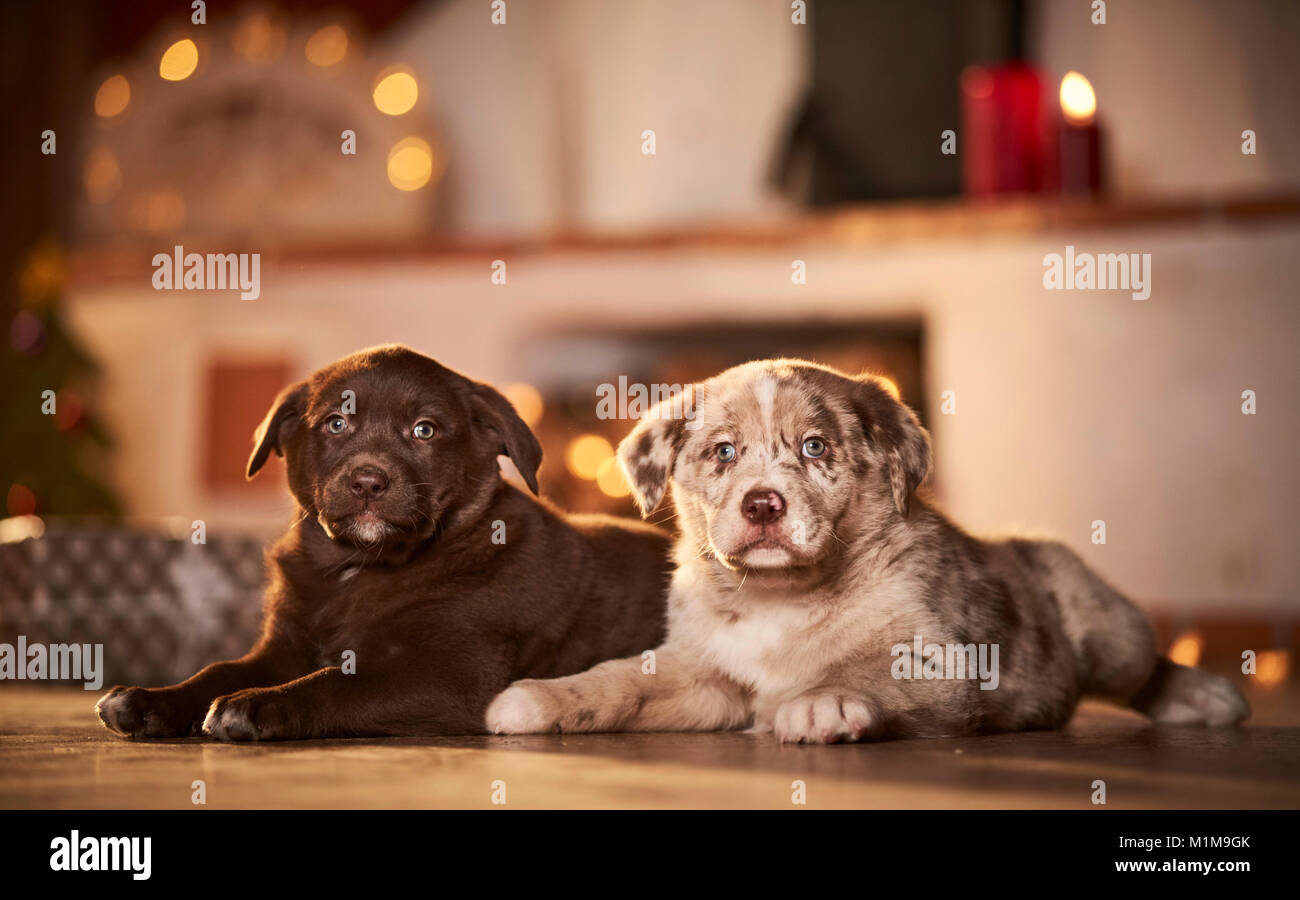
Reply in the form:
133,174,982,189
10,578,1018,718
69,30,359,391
487,358,1249,742
96,345,671,739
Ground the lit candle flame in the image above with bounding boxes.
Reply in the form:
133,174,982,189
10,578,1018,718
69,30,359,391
1060,71,1097,125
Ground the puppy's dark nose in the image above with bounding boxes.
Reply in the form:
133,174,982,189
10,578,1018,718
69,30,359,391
349,466,389,500
741,488,786,525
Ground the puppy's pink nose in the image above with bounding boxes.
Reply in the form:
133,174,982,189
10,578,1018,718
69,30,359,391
742,488,785,525
350,466,389,499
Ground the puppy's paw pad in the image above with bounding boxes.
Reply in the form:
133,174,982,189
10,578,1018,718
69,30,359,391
775,694,876,744
485,684,558,734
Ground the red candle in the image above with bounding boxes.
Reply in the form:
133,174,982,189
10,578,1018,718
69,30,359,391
961,62,1049,196
1057,71,1104,196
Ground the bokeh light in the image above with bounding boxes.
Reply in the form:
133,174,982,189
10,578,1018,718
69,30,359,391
596,457,631,498
373,70,418,115
232,14,285,63
83,146,122,204
19,243,65,302
0,515,45,543
386,137,437,191
159,39,200,81
94,74,130,117
9,311,46,355
145,190,186,232
305,25,348,67
1254,650,1290,688
502,383,544,427
565,434,614,480
55,391,84,432
6,484,37,518
1168,631,1204,667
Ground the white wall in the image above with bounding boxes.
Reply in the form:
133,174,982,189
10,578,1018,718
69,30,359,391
1031,0,1300,197
66,216,1300,616
390,0,1300,232
387,0,806,235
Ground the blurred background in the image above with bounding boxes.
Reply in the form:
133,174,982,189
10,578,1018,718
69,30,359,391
1,0,1297,687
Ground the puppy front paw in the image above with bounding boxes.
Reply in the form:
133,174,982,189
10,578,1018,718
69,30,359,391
485,681,563,734
774,693,877,744
203,690,295,741
96,686,197,739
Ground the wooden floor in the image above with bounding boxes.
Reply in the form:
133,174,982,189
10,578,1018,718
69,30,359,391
2,684,1298,809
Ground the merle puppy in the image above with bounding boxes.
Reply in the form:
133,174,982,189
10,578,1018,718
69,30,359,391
96,345,671,740
488,359,1249,742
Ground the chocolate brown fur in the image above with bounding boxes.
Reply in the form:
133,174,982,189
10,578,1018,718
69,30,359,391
97,345,671,740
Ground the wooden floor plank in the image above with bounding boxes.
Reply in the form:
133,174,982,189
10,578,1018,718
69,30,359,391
1,684,1296,809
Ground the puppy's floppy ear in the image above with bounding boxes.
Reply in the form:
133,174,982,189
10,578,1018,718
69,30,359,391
849,377,931,517
617,387,693,517
469,384,543,495
247,381,309,480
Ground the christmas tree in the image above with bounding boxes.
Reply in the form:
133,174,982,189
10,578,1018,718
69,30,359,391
2,240,122,518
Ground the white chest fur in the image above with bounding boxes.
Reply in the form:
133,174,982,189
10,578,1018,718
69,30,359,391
699,602,821,696
670,562,910,703
686,593,857,697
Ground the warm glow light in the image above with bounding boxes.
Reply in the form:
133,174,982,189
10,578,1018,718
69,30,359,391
84,146,122,204
565,434,614,481
0,514,45,543
386,137,436,191
94,74,131,117
305,25,348,67
6,484,37,518
19,243,65,302
55,390,84,431
160,39,199,81
1060,71,1096,124
502,383,544,428
875,375,901,401
373,70,418,115
1168,631,1204,668
1255,650,1290,688
596,457,631,498
232,13,285,63
145,190,186,232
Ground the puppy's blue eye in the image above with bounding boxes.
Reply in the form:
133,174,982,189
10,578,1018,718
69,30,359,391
801,437,827,459
326,416,347,434
412,421,435,440
716,442,736,463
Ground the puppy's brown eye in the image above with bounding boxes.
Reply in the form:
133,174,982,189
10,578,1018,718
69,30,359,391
412,421,435,440
326,416,347,434
801,437,827,459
